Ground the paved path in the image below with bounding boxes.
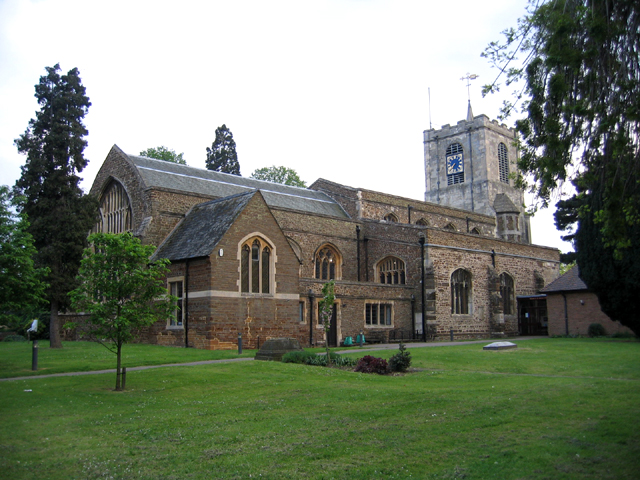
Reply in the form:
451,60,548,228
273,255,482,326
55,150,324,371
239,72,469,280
1,336,546,382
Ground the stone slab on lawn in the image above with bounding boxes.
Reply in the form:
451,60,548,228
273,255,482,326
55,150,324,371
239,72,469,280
483,341,517,351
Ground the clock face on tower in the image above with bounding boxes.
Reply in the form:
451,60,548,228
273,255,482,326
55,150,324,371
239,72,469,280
446,153,464,175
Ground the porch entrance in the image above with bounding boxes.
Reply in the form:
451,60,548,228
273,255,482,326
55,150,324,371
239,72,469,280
517,295,548,336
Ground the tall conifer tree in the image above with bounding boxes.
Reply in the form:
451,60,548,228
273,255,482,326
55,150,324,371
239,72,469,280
14,64,98,348
484,0,640,335
206,124,241,175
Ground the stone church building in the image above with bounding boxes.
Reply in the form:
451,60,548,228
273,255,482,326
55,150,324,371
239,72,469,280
88,111,559,349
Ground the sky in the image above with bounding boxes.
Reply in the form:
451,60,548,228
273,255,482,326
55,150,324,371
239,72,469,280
0,0,573,252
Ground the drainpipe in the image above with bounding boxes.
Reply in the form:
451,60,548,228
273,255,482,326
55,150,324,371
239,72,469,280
356,226,361,282
562,293,569,336
184,259,190,348
364,237,369,282
467,127,475,212
419,235,426,342
308,289,314,346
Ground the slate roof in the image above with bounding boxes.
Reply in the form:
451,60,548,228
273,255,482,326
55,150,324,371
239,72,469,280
125,152,349,218
152,191,255,261
493,193,520,213
540,265,587,293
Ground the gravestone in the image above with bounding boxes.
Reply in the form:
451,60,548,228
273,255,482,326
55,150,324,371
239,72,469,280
483,341,517,351
255,338,303,361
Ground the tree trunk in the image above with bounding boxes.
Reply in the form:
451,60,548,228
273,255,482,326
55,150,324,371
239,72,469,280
49,300,62,348
115,343,122,391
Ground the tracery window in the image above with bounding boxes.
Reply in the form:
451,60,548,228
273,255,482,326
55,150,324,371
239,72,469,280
95,180,132,234
383,213,398,222
241,237,272,294
498,142,509,184
500,273,515,315
451,269,472,314
315,245,340,281
446,142,465,185
378,256,406,285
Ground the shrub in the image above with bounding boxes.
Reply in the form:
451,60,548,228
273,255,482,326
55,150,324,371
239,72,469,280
354,355,389,374
3,335,27,342
304,352,357,367
588,323,606,337
281,350,317,364
389,342,412,372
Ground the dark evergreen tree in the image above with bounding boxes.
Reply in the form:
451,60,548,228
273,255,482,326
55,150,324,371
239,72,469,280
483,0,640,335
206,124,240,175
13,64,98,348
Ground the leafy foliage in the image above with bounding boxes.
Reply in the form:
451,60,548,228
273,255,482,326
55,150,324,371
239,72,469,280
483,0,640,335
389,342,412,372
69,232,175,390
588,323,606,338
305,352,357,367
319,280,335,366
13,64,98,347
206,124,240,175
281,350,317,364
140,146,186,164
354,355,389,375
250,166,307,187
0,186,49,328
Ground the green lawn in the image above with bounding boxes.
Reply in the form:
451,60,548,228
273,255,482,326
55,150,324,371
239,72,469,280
1,338,638,479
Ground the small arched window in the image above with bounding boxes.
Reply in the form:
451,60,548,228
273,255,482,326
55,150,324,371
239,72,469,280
315,245,341,281
378,256,406,285
498,142,509,184
241,237,272,294
444,223,457,232
470,227,481,235
500,273,515,315
416,218,429,227
451,269,472,314
383,213,398,222
95,180,132,234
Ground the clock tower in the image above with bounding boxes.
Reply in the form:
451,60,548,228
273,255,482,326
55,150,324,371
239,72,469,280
423,105,531,243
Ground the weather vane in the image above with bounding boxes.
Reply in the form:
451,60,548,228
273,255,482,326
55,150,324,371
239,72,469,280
460,73,479,102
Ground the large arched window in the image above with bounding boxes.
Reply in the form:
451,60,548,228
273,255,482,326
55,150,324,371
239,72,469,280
451,269,472,314
500,272,515,315
378,256,406,285
498,142,509,184
95,180,132,234
446,142,465,185
241,237,272,294
315,245,341,281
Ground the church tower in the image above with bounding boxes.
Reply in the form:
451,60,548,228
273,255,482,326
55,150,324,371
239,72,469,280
423,105,531,243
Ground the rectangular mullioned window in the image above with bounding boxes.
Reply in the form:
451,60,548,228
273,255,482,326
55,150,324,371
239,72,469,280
365,302,393,327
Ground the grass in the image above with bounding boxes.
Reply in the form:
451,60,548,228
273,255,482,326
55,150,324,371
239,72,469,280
0,340,255,378
1,338,639,479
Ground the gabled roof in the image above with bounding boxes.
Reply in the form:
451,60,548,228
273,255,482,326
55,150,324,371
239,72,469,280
152,191,256,261
118,148,349,219
540,265,587,293
494,193,520,214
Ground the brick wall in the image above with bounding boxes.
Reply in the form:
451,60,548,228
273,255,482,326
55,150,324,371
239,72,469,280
547,292,633,336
